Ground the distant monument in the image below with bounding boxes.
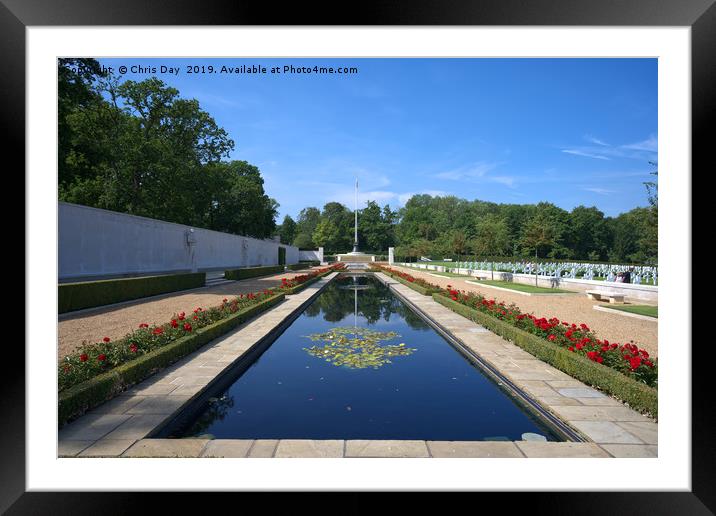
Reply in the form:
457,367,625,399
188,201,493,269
337,178,375,267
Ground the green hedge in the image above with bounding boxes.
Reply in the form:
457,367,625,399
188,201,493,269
432,293,657,417
58,272,206,314
224,265,284,280
287,263,312,271
376,270,440,296
58,293,285,426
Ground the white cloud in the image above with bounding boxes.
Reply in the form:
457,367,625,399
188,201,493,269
562,149,611,161
583,187,617,195
622,135,658,152
561,134,657,162
434,161,499,180
585,135,609,146
491,176,516,187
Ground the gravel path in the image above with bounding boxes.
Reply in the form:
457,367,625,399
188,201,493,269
58,269,320,361
391,265,658,358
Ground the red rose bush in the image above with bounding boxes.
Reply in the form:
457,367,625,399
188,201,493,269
58,289,278,391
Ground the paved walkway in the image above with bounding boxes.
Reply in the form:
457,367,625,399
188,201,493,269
58,268,322,360
392,264,658,357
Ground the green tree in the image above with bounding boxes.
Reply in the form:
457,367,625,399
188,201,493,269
521,212,558,258
277,215,297,245
58,58,107,189
565,206,611,260
321,202,353,251
473,214,510,257
358,201,396,252
294,207,322,248
312,219,343,251
207,161,279,238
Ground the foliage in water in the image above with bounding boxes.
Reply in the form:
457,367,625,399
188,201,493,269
303,327,416,369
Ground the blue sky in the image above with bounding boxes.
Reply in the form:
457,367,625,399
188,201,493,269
98,58,657,220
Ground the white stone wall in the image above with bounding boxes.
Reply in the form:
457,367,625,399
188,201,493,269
298,248,324,263
59,202,299,280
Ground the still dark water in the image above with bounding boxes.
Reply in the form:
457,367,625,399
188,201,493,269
174,274,560,441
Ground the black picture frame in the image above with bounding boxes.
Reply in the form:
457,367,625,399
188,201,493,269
5,0,710,513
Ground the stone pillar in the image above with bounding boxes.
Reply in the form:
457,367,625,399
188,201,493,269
388,247,394,265
318,247,325,265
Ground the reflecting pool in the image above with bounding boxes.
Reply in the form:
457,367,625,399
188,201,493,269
172,274,561,441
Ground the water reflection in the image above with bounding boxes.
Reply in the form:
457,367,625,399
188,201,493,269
303,274,429,330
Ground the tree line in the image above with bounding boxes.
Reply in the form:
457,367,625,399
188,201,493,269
279,191,657,264
58,58,278,239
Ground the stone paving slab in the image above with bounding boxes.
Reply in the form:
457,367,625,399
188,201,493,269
345,440,430,458
201,440,254,458
102,414,169,441
275,440,344,458
248,440,280,458
427,441,524,458
78,439,136,457
58,414,132,441
599,444,658,458
58,440,94,457
122,438,209,458
562,421,645,444
516,442,611,458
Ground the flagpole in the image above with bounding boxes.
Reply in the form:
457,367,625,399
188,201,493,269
353,178,359,253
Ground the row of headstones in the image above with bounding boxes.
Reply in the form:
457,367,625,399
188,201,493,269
453,261,658,285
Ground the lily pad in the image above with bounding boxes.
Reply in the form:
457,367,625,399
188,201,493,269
303,327,416,369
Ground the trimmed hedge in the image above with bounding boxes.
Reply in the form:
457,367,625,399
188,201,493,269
432,293,658,417
58,293,285,426
375,269,440,296
224,265,284,280
287,263,312,271
58,272,206,314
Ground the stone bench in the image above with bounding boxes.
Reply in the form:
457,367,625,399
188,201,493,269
586,290,625,304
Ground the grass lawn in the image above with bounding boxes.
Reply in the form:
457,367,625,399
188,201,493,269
472,280,574,294
605,304,658,318
429,271,473,278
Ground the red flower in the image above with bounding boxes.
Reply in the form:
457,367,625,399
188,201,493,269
223,298,228,303
97,354,107,362
171,319,179,328
567,346,575,352
183,323,192,332
139,323,149,328
103,336,111,343
628,356,642,370
178,312,185,320
79,353,88,362
129,343,138,353
153,327,164,335
548,335,556,342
